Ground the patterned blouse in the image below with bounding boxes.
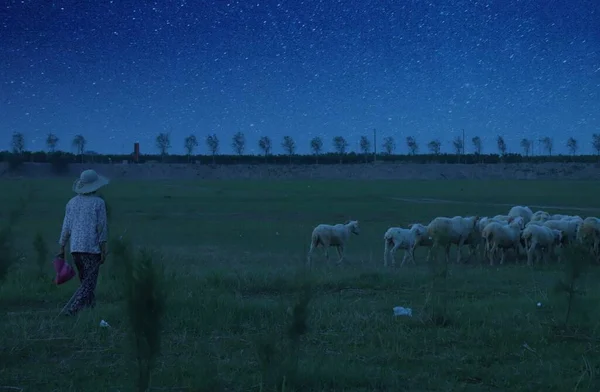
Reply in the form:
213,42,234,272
59,194,108,254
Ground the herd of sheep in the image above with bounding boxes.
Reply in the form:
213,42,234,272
306,206,600,268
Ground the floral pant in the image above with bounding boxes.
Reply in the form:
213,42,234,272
67,252,102,315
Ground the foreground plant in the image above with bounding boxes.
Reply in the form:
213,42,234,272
0,195,30,283
257,274,312,392
32,231,48,277
554,244,592,327
425,234,451,326
112,237,165,392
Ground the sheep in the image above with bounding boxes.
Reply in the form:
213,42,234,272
578,217,600,260
482,216,525,265
383,224,430,267
521,225,563,265
508,206,533,224
492,214,511,222
543,219,581,245
478,217,520,260
426,215,480,263
307,220,360,266
530,210,550,223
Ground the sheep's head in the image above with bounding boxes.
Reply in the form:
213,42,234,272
347,220,360,235
509,216,525,230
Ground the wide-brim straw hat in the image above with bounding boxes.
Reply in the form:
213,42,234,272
72,169,110,194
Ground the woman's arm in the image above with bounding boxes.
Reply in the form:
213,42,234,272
97,200,109,260
58,203,71,255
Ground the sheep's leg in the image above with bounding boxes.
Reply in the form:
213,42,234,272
456,239,467,264
307,239,317,267
500,248,506,265
383,241,390,267
392,244,401,267
336,245,345,265
489,244,497,266
444,244,451,264
408,244,418,265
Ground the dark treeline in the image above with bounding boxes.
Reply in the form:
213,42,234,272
3,131,600,171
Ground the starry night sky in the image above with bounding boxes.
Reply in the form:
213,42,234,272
1,0,599,155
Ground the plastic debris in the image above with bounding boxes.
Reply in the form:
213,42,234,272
393,306,413,317
99,320,110,328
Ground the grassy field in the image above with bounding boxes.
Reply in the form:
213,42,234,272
1,178,599,391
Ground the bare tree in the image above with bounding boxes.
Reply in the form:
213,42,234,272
471,136,482,155
382,136,395,155
206,133,219,164
540,136,553,155
155,132,171,161
231,131,245,156
72,134,86,162
497,135,507,155
281,135,296,164
359,135,371,162
258,136,272,161
406,136,418,155
566,137,578,155
11,132,25,154
593,134,600,157
427,139,441,155
452,136,463,155
46,132,59,153
332,136,349,163
310,136,323,163
520,138,531,156
184,134,198,162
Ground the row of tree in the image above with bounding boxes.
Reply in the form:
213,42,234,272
7,131,600,163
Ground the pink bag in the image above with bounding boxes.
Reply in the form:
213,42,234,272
53,256,76,285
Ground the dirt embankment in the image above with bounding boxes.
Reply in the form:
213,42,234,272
1,162,599,181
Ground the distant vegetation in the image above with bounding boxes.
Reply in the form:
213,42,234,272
3,131,600,166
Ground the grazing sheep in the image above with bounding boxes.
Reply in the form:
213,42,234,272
478,217,519,260
307,220,360,266
578,217,600,260
427,215,480,263
530,211,550,223
482,216,525,265
521,225,563,265
508,206,533,224
543,219,581,245
492,214,511,222
383,224,430,267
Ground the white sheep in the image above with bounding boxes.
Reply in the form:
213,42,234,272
492,214,511,222
427,215,480,263
521,225,563,265
508,205,533,224
543,219,581,245
307,220,360,266
478,217,519,260
383,224,430,267
530,210,550,222
578,217,600,260
482,216,525,265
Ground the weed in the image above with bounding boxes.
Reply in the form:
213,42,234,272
112,237,165,392
32,231,48,277
554,244,592,327
0,195,30,282
424,234,451,326
257,272,312,392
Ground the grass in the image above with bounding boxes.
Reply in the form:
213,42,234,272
0,178,599,391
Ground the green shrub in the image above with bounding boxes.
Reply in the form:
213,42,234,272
554,244,593,327
112,238,165,392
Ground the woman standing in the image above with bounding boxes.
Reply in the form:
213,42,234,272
58,169,109,315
